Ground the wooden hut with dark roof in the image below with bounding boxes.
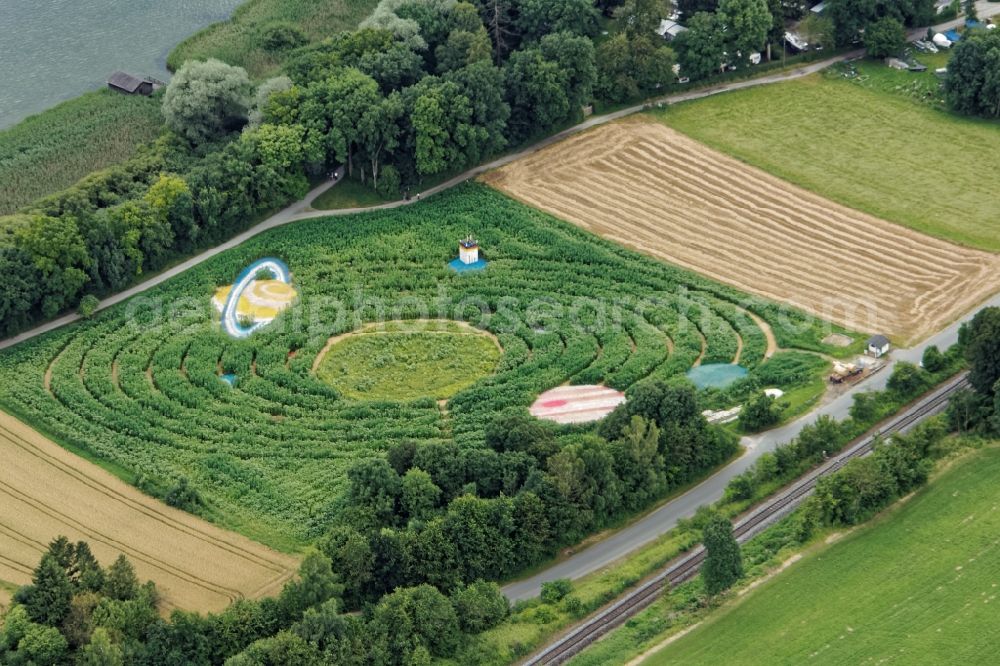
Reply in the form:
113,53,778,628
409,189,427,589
107,71,154,96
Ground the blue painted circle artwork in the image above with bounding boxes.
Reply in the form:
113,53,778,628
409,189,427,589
220,258,293,339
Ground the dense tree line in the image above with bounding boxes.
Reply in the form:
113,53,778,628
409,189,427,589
0,538,509,665
946,29,1000,118
324,379,737,605
824,0,936,47
943,307,1000,432
799,419,945,530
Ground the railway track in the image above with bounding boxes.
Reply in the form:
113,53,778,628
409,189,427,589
523,373,969,665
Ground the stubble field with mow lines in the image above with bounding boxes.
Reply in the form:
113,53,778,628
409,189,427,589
485,119,1000,344
0,412,298,612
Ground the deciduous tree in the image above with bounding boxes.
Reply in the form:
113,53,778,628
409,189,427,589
162,59,253,145
515,0,599,41
539,32,597,111
674,12,726,80
401,468,443,521
15,213,89,318
347,458,402,524
618,0,673,38
368,585,461,658
408,78,475,175
864,16,906,58
946,31,1000,117
504,48,571,142
450,580,509,632
77,627,123,666
739,392,781,431
965,307,1000,394
701,512,742,595
719,0,772,63
444,60,510,164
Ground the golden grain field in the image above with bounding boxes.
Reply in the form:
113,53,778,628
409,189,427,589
485,119,1000,343
0,412,299,612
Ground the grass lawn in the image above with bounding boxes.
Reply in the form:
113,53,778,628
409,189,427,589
761,351,832,425
315,321,502,401
311,178,395,210
0,90,163,216
772,373,828,422
656,69,1000,252
644,445,1000,665
168,0,379,79
831,50,951,107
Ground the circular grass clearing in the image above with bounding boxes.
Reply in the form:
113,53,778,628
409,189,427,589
314,322,502,401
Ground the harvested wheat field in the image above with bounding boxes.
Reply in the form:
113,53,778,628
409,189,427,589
484,119,1000,343
0,411,299,612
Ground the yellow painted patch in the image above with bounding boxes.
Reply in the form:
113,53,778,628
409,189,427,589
212,280,298,321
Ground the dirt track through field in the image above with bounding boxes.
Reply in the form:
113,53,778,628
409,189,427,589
0,411,299,612
484,119,1000,343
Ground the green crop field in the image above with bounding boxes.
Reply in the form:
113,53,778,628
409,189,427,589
644,445,1000,666
168,0,380,79
0,185,856,548
0,90,163,215
315,322,503,401
657,71,1000,252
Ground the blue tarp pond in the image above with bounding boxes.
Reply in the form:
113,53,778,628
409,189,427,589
686,363,748,389
449,258,488,273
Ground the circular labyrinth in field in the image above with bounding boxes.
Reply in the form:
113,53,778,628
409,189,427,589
530,385,626,424
314,321,503,401
1,188,818,544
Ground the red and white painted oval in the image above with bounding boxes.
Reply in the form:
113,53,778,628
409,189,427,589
530,385,626,424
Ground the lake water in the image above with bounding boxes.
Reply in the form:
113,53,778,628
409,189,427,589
0,0,244,128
